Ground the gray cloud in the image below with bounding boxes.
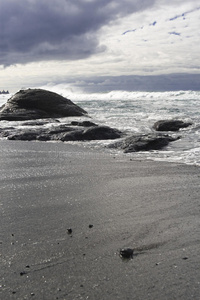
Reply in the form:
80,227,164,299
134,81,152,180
69,74,200,92
0,0,156,66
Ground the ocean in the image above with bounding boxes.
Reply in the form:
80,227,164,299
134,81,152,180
0,90,200,166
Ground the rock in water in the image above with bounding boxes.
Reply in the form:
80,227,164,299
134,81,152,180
3,123,123,142
59,125,122,141
0,89,87,121
153,120,192,131
108,133,179,153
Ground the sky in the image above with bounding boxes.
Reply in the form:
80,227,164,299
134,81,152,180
0,0,200,93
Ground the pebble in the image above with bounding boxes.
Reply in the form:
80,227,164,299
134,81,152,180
119,248,134,259
20,271,27,276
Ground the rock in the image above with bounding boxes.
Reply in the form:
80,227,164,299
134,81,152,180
0,88,87,121
120,248,134,259
108,133,179,153
0,127,15,138
6,125,74,142
0,89,123,142
36,134,53,142
5,123,122,142
61,126,122,141
35,125,76,141
67,228,72,234
60,130,85,141
46,125,75,135
153,120,192,131
71,121,97,127
20,271,27,276
8,131,42,141
82,126,122,140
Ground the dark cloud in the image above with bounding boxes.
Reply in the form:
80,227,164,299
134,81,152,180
0,0,156,66
65,74,200,92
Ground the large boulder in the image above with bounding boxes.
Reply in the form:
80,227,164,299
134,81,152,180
108,134,179,153
153,120,192,131
0,89,87,121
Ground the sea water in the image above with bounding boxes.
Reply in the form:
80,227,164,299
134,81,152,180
0,90,200,165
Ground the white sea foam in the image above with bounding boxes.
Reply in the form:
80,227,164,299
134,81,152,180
0,90,200,165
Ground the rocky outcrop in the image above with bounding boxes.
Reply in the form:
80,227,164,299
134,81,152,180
60,126,122,142
0,89,87,121
0,89,186,150
3,124,122,142
108,134,179,153
0,89,123,142
153,120,192,131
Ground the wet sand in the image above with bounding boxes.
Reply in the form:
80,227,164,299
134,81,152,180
0,140,200,300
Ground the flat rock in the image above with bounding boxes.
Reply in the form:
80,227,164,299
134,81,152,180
0,89,87,121
108,133,179,153
61,126,122,141
70,121,97,127
8,131,40,141
153,120,192,131
4,124,122,142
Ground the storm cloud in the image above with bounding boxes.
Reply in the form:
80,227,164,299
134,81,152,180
47,73,200,93
0,0,156,66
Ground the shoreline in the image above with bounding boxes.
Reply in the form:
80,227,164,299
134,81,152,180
1,137,199,167
1,140,200,299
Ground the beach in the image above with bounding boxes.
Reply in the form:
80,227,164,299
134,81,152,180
0,140,200,300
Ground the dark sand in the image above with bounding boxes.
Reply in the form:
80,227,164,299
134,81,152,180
0,140,200,300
